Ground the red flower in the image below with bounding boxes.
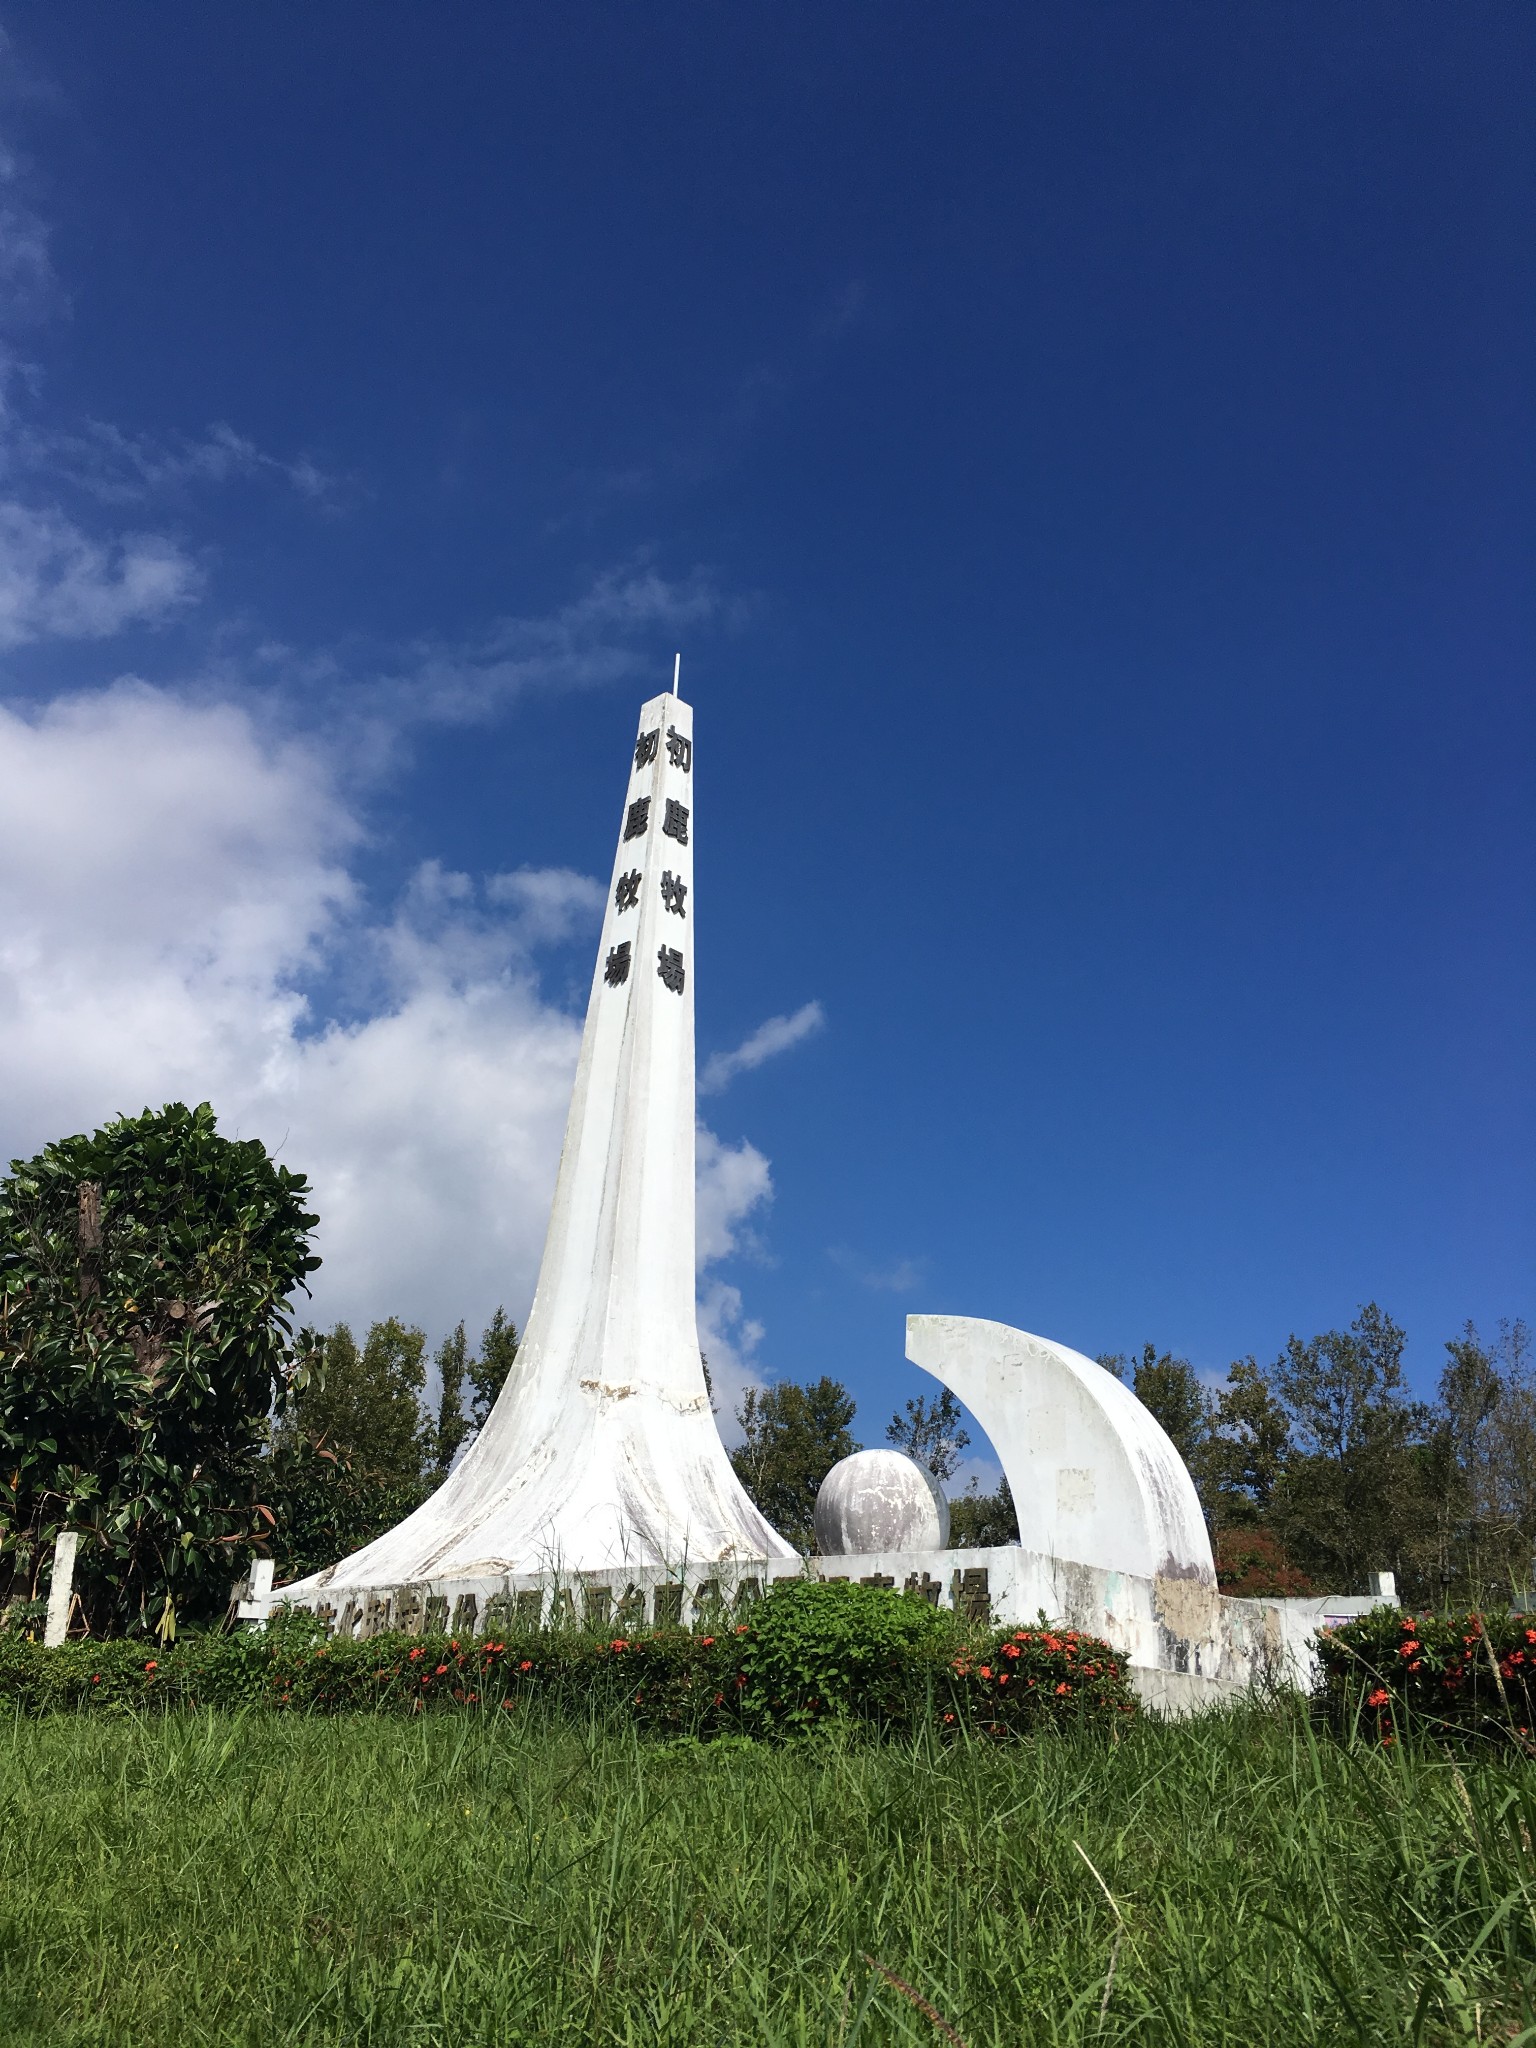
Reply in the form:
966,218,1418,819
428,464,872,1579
1055,1681,1071,1695
91,1675,99,1684
1367,1688,1390,1709
1002,1643,1021,1660
713,1692,725,1705
979,1665,993,1680
735,1673,747,1688
408,1647,423,1661
519,1660,532,1672
735,1624,749,1635
943,1711,956,1724
144,1661,157,1673
699,1636,715,1647
610,1639,630,1652
434,1664,448,1676
1399,1641,1420,1658
998,1673,1009,1686
1408,1660,1422,1672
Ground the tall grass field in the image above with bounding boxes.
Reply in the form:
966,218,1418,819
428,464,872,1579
0,1703,1532,2045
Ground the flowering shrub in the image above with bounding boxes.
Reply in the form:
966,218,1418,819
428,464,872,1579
948,1622,1140,1734
0,1588,1141,1738
1316,1608,1536,1748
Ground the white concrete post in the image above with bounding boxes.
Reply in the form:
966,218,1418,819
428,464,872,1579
235,1558,276,1621
43,1530,78,1647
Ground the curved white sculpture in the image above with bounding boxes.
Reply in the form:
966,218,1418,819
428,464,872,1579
814,1448,949,1555
286,686,794,1591
905,1314,1214,1585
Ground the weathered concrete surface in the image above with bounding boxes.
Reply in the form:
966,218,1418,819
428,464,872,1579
261,1544,1387,1712
281,690,793,1591
906,1315,1216,1586
814,1449,949,1554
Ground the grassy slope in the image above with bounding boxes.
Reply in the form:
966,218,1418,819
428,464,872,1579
0,1706,1531,2047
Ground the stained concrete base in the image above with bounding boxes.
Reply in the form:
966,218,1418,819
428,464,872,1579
258,1542,1388,1712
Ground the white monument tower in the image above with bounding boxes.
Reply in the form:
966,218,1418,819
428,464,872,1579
289,674,794,1591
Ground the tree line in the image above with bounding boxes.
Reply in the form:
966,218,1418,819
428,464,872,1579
1,1104,1527,1635
730,1306,1536,1605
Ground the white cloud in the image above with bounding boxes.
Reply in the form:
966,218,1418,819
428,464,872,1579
827,1245,927,1294
0,682,777,1393
698,1280,767,1443
700,998,825,1094
11,419,336,506
0,501,198,647
373,561,724,731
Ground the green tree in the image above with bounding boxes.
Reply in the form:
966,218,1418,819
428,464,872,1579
1200,1358,1294,1529
468,1308,519,1435
287,1318,430,1487
885,1389,970,1482
1430,1318,1536,1602
731,1378,859,1553
434,1321,469,1477
0,1101,320,1635
1099,1345,1210,1470
1267,1302,1430,1593
949,1474,1018,1548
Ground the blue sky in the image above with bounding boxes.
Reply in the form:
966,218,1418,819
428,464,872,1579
0,5,1529,1461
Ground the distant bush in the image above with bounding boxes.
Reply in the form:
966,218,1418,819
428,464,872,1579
1316,1607,1536,1747
1214,1527,1318,1598
0,1584,1139,1739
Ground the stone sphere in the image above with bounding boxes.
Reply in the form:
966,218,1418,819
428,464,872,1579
814,1448,950,1556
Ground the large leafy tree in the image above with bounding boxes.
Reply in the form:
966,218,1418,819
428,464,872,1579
1099,1345,1210,1471
468,1307,519,1434
433,1321,470,1477
1200,1358,1294,1527
885,1389,970,1482
0,1102,320,1635
1267,1302,1431,1592
731,1377,858,1553
1429,1318,1536,1602
283,1318,430,1487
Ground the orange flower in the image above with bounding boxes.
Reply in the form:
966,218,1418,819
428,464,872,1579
1055,1681,1071,1695
610,1639,630,1652
519,1660,532,1672
434,1664,448,1676
1367,1688,1390,1708
1002,1643,1021,1660
700,1635,715,1647
979,1665,993,1679
144,1661,157,1673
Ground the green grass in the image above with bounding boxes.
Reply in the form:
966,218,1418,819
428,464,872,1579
0,1704,1532,2046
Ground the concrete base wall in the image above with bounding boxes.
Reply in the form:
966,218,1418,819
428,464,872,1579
256,1547,1388,1714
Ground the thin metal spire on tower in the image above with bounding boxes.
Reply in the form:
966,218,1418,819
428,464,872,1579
672,651,682,695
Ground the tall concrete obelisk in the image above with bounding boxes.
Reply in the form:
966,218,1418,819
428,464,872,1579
291,682,794,1588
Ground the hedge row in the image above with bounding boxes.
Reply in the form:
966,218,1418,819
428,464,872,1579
1316,1607,1536,1746
0,1579,1140,1738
